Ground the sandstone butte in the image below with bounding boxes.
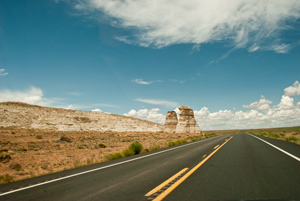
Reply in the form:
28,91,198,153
164,111,178,133
0,102,164,132
165,106,201,134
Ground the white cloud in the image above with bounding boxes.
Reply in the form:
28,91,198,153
193,82,300,130
194,106,300,130
243,95,272,110
209,110,234,120
67,105,72,109
0,87,44,105
135,98,179,108
132,78,191,85
124,109,137,116
284,81,300,96
0,69,8,76
131,78,164,85
92,108,102,112
277,95,295,110
0,86,67,108
123,109,148,119
173,107,180,119
248,44,260,52
131,78,152,85
147,108,165,123
74,0,300,52
194,107,209,117
271,44,291,54
124,108,165,124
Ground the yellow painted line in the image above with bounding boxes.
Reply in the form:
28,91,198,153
153,136,233,201
145,168,189,197
202,155,207,158
214,145,220,149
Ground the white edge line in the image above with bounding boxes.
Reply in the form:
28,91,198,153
247,133,300,162
0,135,224,197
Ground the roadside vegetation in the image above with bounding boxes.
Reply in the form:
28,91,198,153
105,131,232,160
0,127,236,184
244,126,300,145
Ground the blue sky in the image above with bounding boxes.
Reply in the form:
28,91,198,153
1,0,300,130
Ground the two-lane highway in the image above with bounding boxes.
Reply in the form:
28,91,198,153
0,134,230,201
0,133,299,201
164,133,300,200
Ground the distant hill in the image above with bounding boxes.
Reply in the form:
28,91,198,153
0,102,164,132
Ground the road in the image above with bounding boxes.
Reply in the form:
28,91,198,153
0,133,299,201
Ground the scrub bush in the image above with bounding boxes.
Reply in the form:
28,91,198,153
122,148,135,157
129,141,143,155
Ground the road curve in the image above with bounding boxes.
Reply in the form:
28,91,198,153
1,133,299,201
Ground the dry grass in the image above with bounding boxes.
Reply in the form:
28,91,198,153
243,126,300,145
0,127,228,184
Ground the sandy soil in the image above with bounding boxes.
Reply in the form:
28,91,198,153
0,127,207,184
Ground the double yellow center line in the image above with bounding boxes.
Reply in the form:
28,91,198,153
145,136,233,201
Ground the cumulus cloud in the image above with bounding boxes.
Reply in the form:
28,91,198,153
194,107,209,117
124,108,165,124
147,108,165,123
0,86,67,108
209,110,234,120
0,69,8,76
0,87,44,105
74,0,300,51
92,108,102,112
243,95,272,110
277,95,295,110
284,81,300,96
135,98,179,108
194,105,300,130
194,82,300,130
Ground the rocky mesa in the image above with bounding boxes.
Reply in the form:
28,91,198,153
0,102,164,132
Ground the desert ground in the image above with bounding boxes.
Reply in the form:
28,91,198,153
1,126,299,184
0,127,228,184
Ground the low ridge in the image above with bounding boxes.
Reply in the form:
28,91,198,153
0,102,164,132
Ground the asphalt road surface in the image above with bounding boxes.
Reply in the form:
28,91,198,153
0,133,299,201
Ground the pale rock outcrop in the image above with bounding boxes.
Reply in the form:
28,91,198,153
164,111,178,133
0,102,164,132
175,106,201,134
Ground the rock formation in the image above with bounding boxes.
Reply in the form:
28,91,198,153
164,111,178,133
176,106,201,133
165,106,201,134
